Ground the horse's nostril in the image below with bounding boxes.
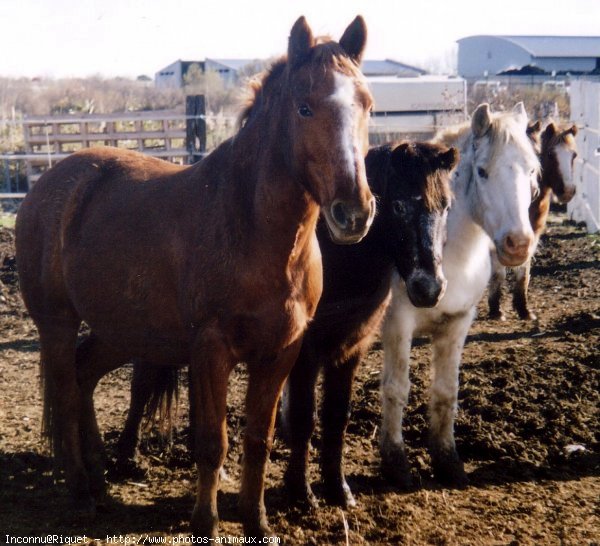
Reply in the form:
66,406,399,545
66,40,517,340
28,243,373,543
502,233,531,256
332,201,348,228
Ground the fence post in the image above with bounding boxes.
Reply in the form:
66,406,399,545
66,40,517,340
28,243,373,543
186,95,206,164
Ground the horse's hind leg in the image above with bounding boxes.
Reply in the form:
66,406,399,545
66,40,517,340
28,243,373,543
320,354,360,508
429,313,472,488
380,299,414,489
512,260,536,320
38,320,96,513
282,344,320,509
239,339,303,538
488,253,507,321
115,361,158,476
75,333,129,499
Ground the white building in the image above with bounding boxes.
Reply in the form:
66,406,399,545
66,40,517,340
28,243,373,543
457,36,600,79
155,59,261,88
155,58,427,89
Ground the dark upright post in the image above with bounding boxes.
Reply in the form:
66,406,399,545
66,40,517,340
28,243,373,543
186,95,207,164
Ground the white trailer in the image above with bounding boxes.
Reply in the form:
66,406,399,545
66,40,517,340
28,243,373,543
367,75,467,136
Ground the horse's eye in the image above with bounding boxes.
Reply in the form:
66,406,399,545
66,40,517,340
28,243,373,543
530,168,536,176
392,201,404,216
477,167,488,179
298,104,313,118
572,152,578,160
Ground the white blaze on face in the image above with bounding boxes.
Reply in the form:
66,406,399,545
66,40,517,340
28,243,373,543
556,143,575,188
329,72,357,179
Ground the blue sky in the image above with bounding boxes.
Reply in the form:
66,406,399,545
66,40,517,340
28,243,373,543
1,0,599,78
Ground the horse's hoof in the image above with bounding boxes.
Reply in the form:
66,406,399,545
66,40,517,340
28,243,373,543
242,518,272,540
518,310,537,321
488,310,506,321
287,482,319,510
284,470,319,510
190,506,218,539
431,451,468,489
323,479,356,509
72,495,97,521
108,457,148,481
380,446,414,491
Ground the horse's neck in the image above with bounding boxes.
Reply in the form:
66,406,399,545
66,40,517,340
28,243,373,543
529,185,552,236
219,119,320,258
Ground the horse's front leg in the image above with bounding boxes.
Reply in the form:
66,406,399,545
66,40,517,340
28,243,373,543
240,338,303,538
488,251,507,321
189,333,235,539
380,297,414,489
429,312,473,488
320,353,360,508
512,259,536,320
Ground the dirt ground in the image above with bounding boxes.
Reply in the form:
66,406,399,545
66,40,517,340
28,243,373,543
1,213,598,545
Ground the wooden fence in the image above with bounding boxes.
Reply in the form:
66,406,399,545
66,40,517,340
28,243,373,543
0,96,210,193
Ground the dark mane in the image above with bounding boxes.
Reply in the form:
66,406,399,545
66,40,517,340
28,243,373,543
408,142,454,211
368,142,454,212
237,59,287,128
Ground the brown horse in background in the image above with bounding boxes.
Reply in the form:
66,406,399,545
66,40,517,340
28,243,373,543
488,121,578,320
15,16,375,538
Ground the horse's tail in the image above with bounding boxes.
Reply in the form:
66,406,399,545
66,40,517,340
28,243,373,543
142,366,180,438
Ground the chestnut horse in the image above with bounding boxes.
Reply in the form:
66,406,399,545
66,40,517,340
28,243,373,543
112,141,458,510
488,121,578,320
381,104,539,488
15,16,375,537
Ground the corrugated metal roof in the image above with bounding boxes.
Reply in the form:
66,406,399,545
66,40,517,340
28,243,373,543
361,59,427,76
207,59,259,70
458,36,600,58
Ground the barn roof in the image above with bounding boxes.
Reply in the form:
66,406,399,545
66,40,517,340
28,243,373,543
361,59,427,77
206,59,259,70
458,36,600,58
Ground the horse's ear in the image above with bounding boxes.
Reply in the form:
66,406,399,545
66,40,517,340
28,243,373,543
438,147,459,171
390,142,412,170
471,103,492,138
288,16,314,67
339,16,367,65
543,122,558,139
513,102,528,128
527,121,542,137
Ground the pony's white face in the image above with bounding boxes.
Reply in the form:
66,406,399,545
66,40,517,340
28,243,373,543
469,103,538,267
554,139,578,202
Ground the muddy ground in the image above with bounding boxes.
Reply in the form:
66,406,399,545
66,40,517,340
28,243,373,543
0,214,598,545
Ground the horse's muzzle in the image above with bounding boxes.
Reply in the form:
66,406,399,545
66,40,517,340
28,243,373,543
405,270,447,308
556,185,576,204
497,232,533,267
325,196,376,244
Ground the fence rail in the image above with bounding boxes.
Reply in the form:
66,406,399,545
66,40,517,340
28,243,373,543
0,96,210,194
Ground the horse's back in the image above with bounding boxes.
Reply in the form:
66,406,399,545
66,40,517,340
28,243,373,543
16,147,188,329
